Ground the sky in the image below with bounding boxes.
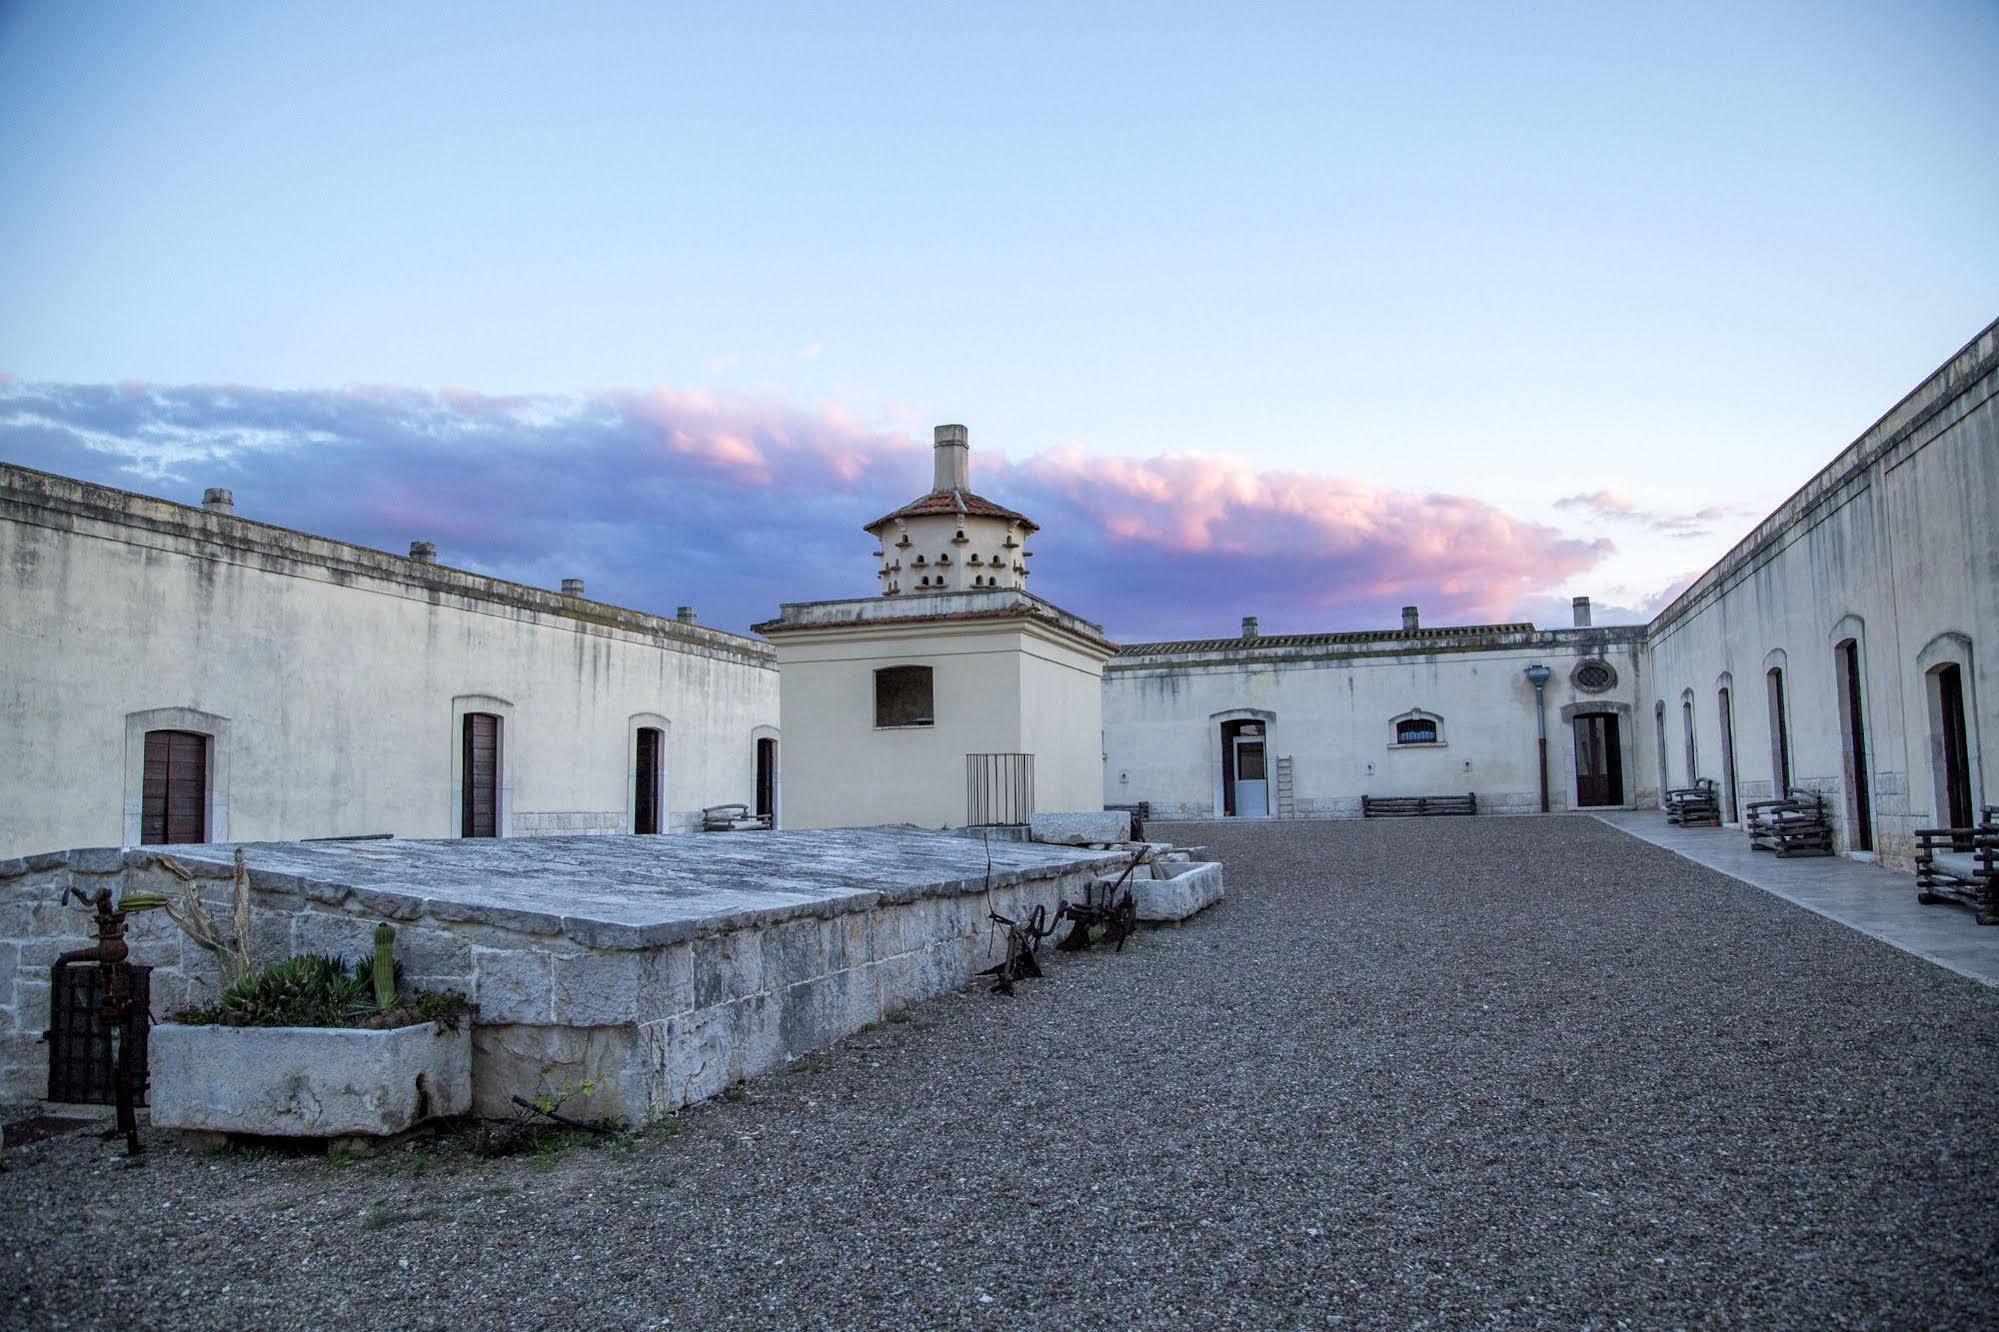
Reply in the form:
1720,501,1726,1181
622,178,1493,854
2,2,1995,639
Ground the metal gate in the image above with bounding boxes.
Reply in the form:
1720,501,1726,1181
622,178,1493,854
45,963,151,1106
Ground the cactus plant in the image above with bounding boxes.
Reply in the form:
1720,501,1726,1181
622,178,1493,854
370,923,397,1011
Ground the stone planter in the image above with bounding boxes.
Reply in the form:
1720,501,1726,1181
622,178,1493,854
1130,861,1225,922
150,1021,472,1138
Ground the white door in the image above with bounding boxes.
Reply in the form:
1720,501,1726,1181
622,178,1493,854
1234,737,1270,817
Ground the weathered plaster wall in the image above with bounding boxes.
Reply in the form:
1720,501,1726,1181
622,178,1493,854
1642,318,1998,868
1103,629,1646,818
766,591,1111,830
0,465,779,856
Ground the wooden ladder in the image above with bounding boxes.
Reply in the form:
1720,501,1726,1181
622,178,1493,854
1275,756,1296,818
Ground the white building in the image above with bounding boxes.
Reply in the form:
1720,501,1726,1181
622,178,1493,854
759,427,1112,830
1642,317,1997,868
1101,315,1998,873
1107,605,1645,820
0,464,780,857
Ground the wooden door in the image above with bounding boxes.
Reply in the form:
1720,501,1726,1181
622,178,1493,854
142,729,207,844
755,738,777,823
462,713,500,837
634,727,661,834
1573,713,1623,807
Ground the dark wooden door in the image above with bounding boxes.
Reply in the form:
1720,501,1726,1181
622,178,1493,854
634,727,661,834
1939,664,1973,833
756,738,777,822
141,729,206,844
1840,641,1872,851
1573,713,1623,807
462,713,499,838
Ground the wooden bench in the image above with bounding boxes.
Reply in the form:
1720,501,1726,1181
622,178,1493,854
1745,788,1833,857
1665,779,1721,827
1915,805,1998,925
1362,794,1476,818
701,803,772,832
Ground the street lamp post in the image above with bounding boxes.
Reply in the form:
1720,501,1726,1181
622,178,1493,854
1524,663,1552,813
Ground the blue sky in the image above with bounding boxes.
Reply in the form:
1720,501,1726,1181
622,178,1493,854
2,2,1996,636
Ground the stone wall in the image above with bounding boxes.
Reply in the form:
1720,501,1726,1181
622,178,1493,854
0,838,1120,1123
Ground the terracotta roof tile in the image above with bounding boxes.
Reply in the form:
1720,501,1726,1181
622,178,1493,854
863,488,1038,534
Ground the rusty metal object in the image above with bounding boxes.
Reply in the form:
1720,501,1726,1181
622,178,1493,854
1055,850,1146,954
979,904,1054,995
44,886,148,1156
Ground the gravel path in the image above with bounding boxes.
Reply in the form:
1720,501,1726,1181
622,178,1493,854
5,816,1997,1330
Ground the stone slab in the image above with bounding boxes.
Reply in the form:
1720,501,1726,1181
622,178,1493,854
1129,861,1225,922
1030,811,1131,846
103,828,1126,950
149,1022,473,1137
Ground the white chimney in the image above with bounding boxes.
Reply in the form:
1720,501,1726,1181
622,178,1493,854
676,606,698,625
1572,595,1592,628
932,424,970,493
408,541,436,564
1241,616,1259,639
1402,606,1420,631
561,578,585,597
201,487,234,514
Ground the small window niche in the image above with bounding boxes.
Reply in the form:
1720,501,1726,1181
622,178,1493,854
875,665,935,728
1390,710,1444,747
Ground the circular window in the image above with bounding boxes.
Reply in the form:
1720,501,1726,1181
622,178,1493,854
1572,660,1617,693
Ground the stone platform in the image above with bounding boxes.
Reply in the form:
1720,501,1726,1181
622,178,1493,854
0,829,1128,1122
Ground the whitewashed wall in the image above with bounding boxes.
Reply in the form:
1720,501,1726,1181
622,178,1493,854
765,591,1110,830
1104,629,1648,818
0,465,780,857
1642,318,1998,868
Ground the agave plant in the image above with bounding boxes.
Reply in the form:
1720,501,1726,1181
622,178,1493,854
174,924,467,1030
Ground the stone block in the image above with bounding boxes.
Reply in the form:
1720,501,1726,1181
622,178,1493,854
728,992,783,1084
473,948,554,1023
394,926,473,979
663,1005,732,1107
692,930,762,1008
0,942,15,1008
762,917,825,990
69,847,126,876
1130,861,1224,922
1029,810,1131,845
293,911,381,963
150,1022,472,1137
472,1022,639,1122
552,951,647,1026
776,967,874,1061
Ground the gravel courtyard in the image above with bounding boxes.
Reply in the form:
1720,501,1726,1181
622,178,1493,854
5,816,1997,1330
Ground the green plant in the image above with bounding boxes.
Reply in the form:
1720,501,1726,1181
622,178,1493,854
173,940,469,1030
370,923,398,1012
121,848,256,985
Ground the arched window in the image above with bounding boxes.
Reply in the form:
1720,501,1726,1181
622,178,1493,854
1395,717,1438,745
875,665,935,728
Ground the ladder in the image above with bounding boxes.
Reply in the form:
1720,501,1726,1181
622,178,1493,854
1275,756,1296,818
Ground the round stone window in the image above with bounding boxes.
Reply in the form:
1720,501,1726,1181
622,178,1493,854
1572,660,1617,693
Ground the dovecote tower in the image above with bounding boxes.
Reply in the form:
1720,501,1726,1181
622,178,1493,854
864,425,1037,597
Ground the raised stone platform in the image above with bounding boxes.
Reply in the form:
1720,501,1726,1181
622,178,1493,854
0,829,1127,1122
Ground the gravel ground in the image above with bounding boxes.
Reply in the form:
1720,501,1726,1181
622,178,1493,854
4,816,1997,1330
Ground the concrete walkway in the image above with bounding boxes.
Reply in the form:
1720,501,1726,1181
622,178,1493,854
1594,808,1999,987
